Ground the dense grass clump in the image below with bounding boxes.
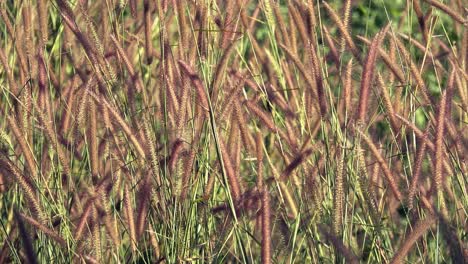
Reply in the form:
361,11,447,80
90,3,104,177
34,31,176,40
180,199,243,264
0,0,466,263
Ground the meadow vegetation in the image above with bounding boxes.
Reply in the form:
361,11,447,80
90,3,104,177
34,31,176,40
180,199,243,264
0,0,467,263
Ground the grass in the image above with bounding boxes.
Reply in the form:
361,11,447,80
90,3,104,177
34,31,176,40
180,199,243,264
0,0,467,263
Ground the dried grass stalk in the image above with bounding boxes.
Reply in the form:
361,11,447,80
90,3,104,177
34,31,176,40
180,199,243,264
218,138,242,202
15,210,38,264
390,216,436,264
0,47,19,96
178,60,209,113
110,34,143,92
256,132,264,188
319,225,359,264
322,25,340,67
356,129,403,201
124,185,137,252
342,59,354,117
272,1,291,49
74,200,94,241
37,0,48,44
422,0,467,24
377,73,399,130
392,34,432,104
434,90,448,215
91,205,101,260
34,101,72,180
357,36,406,84
1,7,27,76
340,0,352,53
90,93,146,160
89,90,99,178
322,2,360,60
20,213,67,247
7,115,37,178
333,152,345,235
1,153,44,222
143,0,154,63
407,131,429,210
357,25,390,124
279,44,319,104
261,187,271,264
307,41,328,116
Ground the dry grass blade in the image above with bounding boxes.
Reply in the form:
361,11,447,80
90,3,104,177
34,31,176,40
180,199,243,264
412,0,429,42
210,41,237,101
175,0,188,56
218,138,242,202
322,25,340,67
34,102,72,179
340,0,352,53
0,1,464,262
14,210,38,264
91,206,101,260
178,60,209,113
433,90,448,215
377,72,399,130
342,58,354,116
356,129,403,201
333,152,345,235
272,1,291,49
7,115,37,178
437,213,468,263
0,47,19,97
0,8,14,44
0,155,44,222
74,201,94,242
394,113,455,177
110,34,143,92
0,7,27,77
390,216,436,264
89,93,146,160
422,0,467,24
407,131,429,210
37,0,48,44
307,41,328,116
288,2,309,47
357,24,390,124
322,2,360,60
280,148,313,181
20,213,67,247
143,0,154,64
279,43,319,101
233,99,254,153
89,91,99,178
391,34,432,104
319,225,359,264
356,36,406,84
221,1,237,49
256,132,264,188
124,185,137,253
261,187,271,264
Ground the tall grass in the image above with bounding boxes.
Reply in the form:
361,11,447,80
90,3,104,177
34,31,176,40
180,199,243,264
0,0,466,263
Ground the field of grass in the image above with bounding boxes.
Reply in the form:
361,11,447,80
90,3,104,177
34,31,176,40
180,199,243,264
0,0,467,263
